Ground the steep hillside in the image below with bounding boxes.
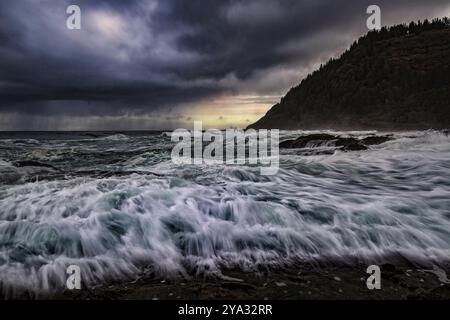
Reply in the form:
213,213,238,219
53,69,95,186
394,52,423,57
249,19,450,130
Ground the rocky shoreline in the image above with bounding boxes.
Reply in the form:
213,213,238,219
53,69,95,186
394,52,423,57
55,264,450,300
279,133,393,151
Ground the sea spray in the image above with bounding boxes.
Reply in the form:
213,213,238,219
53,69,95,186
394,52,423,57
0,130,449,296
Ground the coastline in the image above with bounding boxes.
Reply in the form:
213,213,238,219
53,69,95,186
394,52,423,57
56,264,450,300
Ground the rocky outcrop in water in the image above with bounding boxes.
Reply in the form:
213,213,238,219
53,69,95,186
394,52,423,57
280,134,393,152
361,136,393,146
13,160,58,170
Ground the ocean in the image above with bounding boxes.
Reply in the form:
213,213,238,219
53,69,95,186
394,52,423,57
0,130,449,296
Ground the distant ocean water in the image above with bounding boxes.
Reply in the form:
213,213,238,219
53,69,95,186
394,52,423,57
0,130,449,296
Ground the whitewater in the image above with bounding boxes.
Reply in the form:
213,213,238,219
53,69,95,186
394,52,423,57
0,130,449,297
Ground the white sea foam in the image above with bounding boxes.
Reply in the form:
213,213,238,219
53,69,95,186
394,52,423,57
102,134,130,141
0,131,449,296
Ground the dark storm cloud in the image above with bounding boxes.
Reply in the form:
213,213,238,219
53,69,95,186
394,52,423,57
0,0,448,128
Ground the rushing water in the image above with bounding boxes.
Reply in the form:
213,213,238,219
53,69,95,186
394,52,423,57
0,130,449,296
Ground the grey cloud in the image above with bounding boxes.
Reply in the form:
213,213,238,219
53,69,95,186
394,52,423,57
0,0,449,129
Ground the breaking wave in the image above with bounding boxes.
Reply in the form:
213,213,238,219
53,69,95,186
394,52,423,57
0,130,449,297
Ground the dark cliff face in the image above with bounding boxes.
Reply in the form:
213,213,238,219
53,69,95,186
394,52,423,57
249,19,450,130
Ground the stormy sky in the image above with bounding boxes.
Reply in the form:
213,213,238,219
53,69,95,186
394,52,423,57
0,0,449,130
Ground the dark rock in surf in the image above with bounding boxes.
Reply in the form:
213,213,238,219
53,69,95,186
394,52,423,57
220,282,256,291
339,140,367,151
14,161,58,170
280,134,336,149
280,134,367,151
361,136,393,146
381,263,397,273
280,133,396,152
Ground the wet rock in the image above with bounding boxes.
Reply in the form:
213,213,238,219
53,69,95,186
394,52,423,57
280,134,367,151
280,134,320,148
14,161,58,170
287,276,306,283
280,134,337,149
55,264,450,301
220,282,256,291
381,263,397,273
361,136,393,146
279,140,294,148
336,140,367,151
